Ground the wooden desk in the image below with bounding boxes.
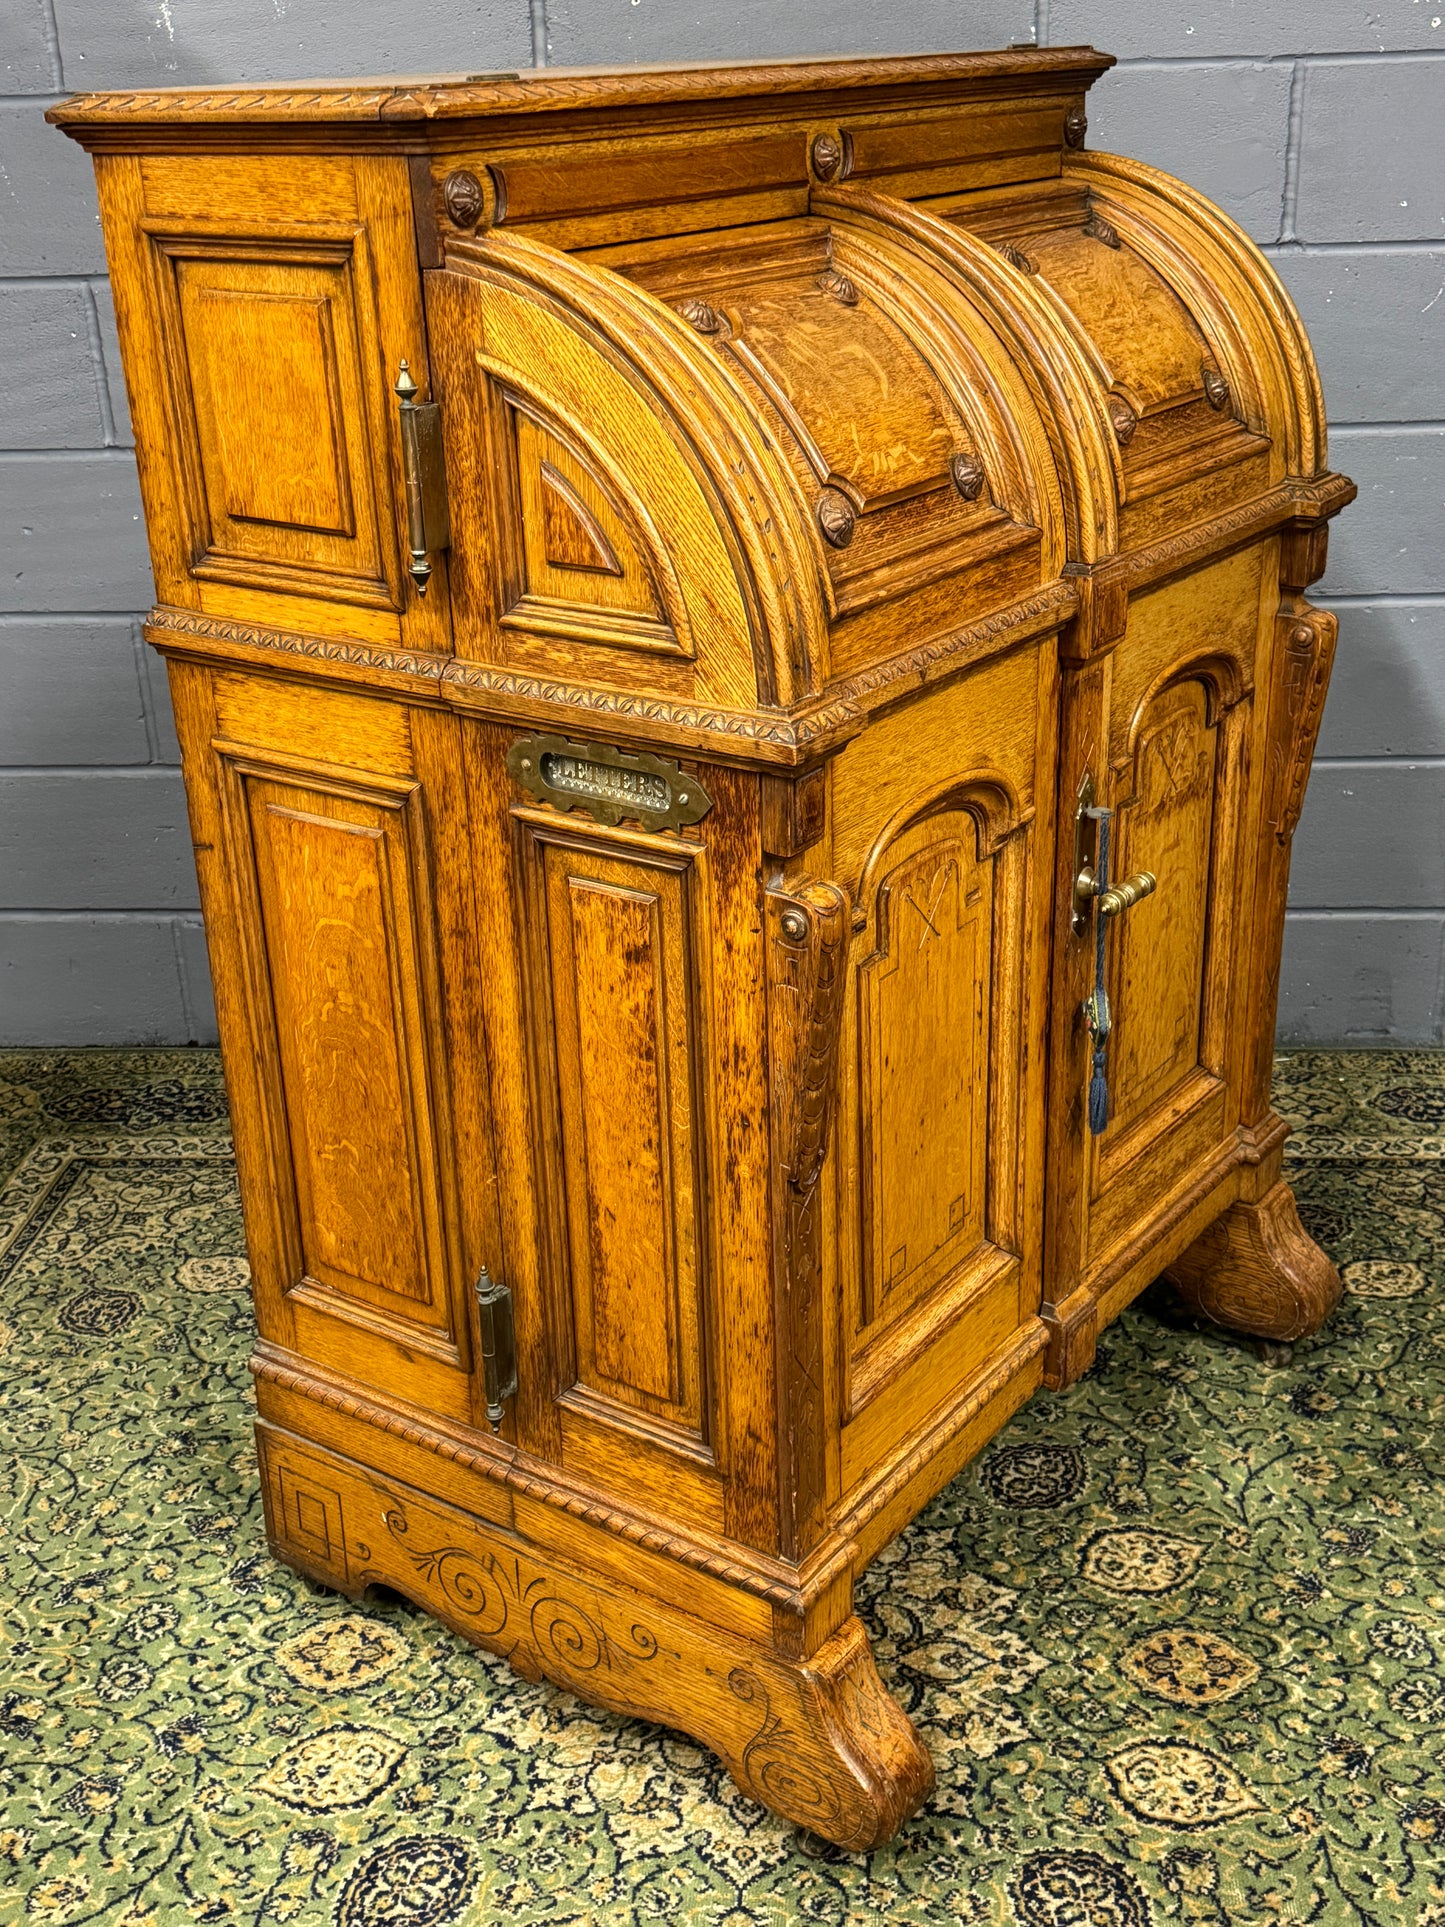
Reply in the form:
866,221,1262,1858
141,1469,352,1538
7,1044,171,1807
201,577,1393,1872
54,47,1352,1846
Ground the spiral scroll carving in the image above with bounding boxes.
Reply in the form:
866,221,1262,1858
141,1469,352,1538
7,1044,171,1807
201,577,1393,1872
729,1670,846,1831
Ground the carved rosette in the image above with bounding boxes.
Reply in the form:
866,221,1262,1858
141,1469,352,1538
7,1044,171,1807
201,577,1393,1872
809,130,846,182
1108,397,1138,446
1083,206,1121,249
442,168,487,230
674,296,722,335
816,489,856,549
816,268,860,307
1064,103,1088,148
1202,363,1232,412
767,881,849,1553
951,452,987,502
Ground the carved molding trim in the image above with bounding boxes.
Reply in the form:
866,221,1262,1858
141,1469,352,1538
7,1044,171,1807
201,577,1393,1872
790,581,1076,740
250,1349,815,1608
838,1324,1049,1541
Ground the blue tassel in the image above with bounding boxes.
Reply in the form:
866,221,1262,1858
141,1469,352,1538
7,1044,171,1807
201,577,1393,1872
1089,1045,1110,1134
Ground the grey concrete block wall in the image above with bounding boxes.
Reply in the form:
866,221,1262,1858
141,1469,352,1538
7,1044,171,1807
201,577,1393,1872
2,1,1441,1044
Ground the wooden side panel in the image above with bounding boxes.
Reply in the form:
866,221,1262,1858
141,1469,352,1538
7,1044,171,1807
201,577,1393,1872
541,839,705,1433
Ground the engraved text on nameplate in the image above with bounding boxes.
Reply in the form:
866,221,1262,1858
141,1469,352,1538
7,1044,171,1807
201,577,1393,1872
506,733,713,831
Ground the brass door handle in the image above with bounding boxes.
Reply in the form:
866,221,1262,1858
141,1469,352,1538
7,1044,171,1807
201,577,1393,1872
394,360,451,594
1097,870,1156,919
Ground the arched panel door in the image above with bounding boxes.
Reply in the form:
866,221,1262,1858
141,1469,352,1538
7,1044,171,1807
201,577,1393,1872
835,781,1038,1495
1077,548,1263,1282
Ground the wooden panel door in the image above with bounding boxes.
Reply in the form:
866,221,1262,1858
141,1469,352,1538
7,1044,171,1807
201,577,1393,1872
510,806,729,1531
1068,545,1269,1290
170,668,495,1427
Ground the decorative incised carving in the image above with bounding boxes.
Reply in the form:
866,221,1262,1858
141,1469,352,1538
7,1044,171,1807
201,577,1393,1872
810,131,845,181
1267,610,1337,842
1083,206,1121,248
768,882,849,1552
816,268,860,306
675,296,722,334
1108,397,1138,446
996,241,1037,275
1202,363,1231,412
505,732,712,831
816,489,856,549
1064,103,1088,147
442,168,486,229
951,452,987,501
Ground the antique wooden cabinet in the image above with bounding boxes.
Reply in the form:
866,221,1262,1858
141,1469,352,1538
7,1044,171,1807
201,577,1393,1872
54,48,1354,1847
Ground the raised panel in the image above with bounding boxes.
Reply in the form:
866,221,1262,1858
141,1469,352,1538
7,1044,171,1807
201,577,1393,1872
859,818,991,1327
1106,678,1219,1133
530,826,707,1443
219,755,465,1363
161,244,394,609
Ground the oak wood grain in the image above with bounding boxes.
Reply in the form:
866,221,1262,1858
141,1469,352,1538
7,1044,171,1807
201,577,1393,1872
65,47,1356,1846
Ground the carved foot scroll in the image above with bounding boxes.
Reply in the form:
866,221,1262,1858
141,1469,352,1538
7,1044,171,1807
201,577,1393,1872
1164,1179,1341,1342
257,1421,933,1849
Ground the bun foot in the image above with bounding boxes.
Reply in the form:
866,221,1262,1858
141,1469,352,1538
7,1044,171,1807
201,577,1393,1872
1165,1179,1340,1343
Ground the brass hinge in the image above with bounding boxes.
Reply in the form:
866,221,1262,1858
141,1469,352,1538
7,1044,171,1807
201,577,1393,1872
474,1266,517,1429
394,360,451,594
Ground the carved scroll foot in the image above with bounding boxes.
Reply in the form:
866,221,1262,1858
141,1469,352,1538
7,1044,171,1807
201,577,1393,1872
257,1421,933,1849
1164,1179,1341,1342
727,1616,935,1849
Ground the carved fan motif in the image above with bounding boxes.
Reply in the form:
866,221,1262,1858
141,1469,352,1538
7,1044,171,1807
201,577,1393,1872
508,406,675,645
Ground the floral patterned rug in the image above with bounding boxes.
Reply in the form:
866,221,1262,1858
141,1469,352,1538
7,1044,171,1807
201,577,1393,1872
1,1048,1442,1926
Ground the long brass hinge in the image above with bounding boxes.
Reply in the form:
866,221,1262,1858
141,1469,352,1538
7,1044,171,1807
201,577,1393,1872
394,360,451,594
474,1266,517,1429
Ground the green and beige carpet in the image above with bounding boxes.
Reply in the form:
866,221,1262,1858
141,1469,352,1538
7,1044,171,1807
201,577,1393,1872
1,1048,1443,1926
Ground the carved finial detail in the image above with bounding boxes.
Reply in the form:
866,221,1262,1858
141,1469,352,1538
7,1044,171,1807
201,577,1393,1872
996,242,1037,276
816,269,859,306
810,131,845,182
675,297,721,335
1108,397,1138,446
951,453,987,502
1202,364,1232,412
816,490,856,549
1083,206,1121,249
1064,103,1088,148
443,168,486,230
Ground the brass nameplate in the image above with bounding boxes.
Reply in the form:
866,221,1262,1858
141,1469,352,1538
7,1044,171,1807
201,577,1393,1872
506,734,712,832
